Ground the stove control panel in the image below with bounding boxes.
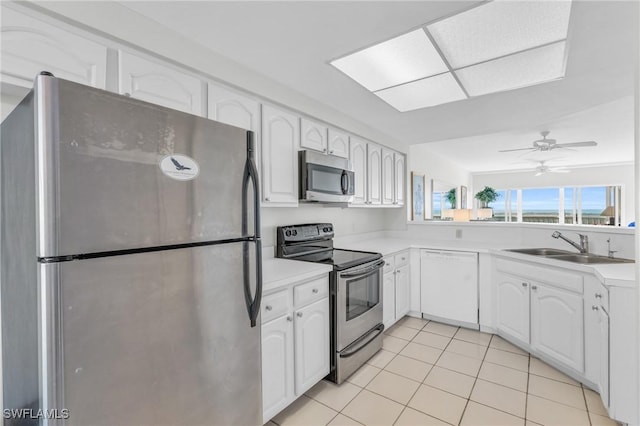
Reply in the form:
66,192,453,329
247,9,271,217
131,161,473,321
277,223,334,243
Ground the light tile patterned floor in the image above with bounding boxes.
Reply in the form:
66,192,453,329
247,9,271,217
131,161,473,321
268,317,620,426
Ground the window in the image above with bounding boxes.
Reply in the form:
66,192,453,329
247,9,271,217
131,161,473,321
521,188,560,223
486,185,622,226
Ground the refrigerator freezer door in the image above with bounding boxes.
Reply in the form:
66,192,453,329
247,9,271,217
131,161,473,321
41,243,261,425
37,77,253,257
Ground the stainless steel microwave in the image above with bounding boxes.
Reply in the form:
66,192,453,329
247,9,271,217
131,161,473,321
299,150,355,203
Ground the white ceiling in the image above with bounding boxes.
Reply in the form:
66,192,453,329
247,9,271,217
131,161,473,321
118,1,638,171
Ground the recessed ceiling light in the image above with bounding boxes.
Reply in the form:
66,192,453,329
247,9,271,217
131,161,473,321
374,73,467,112
427,0,572,68
455,41,567,97
330,29,449,92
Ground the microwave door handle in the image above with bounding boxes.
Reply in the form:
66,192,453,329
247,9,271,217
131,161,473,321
341,170,348,194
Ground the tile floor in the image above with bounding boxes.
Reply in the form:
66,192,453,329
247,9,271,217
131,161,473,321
268,317,620,426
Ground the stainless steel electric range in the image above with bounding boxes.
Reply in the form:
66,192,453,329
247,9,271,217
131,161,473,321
276,223,385,384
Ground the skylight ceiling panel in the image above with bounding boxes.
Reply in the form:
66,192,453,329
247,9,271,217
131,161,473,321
455,41,567,97
330,29,449,92
427,0,572,68
374,73,467,112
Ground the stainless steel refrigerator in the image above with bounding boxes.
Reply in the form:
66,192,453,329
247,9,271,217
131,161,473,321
1,73,263,425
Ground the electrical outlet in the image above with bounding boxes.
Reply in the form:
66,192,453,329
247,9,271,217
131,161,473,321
455,229,463,239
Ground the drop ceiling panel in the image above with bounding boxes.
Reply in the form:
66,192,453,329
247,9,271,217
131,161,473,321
456,42,567,97
374,73,467,111
331,29,449,91
428,0,572,68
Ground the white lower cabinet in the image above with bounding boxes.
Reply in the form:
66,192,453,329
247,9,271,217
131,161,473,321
261,275,329,423
382,251,410,328
495,270,530,345
494,258,584,373
262,314,294,421
530,282,584,372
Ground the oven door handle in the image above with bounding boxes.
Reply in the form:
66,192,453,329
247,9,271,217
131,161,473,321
339,260,385,279
340,324,385,358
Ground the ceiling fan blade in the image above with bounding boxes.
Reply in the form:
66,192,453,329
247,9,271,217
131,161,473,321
499,147,536,152
534,171,544,176
555,141,597,148
549,169,570,173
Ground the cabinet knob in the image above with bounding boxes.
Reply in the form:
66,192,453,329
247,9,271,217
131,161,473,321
522,282,528,287
395,270,399,274
286,316,292,322
296,312,303,318
265,197,270,202
401,257,406,261
329,150,334,154
323,148,327,153
595,293,603,299
312,288,319,294
592,305,599,311
531,285,538,291
265,305,272,311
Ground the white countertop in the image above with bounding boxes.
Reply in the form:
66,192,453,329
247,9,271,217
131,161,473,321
337,237,636,288
262,258,332,293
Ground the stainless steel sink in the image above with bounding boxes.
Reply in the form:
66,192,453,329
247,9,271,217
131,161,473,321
505,248,634,264
546,254,635,264
506,248,573,256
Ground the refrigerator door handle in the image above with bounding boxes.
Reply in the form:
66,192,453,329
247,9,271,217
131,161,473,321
242,132,262,327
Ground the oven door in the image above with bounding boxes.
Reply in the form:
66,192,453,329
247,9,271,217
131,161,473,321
336,259,384,351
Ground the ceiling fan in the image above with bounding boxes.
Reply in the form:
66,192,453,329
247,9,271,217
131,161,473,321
499,131,598,153
534,160,570,176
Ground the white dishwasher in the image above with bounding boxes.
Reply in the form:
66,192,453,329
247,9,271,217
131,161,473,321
420,249,479,327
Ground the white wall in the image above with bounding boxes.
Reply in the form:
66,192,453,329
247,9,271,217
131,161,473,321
408,144,472,219
261,205,404,250
473,164,635,225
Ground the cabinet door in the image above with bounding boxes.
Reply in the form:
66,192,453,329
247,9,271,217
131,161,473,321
531,283,584,372
395,264,410,320
381,149,395,205
367,143,382,205
394,153,405,206
598,307,609,409
327,128,349,159
262,315,294,423
208,83,260,133
118,51,203,115
294,298,330,395
300,118,327,153
383,272,396,328
349,137,368,205
261,105,299,206
1,7,107,89
495,271,530,346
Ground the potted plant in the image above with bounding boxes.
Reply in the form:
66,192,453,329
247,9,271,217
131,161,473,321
445,188,457,208
475,186,499,208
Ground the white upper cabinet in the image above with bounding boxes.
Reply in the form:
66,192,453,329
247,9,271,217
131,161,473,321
261,104,299,206
300,118,328,153
381,149,395,205
349,137,368,205
300,119,349,159
208,83,260,133
327,128,349,159
118,51,203,115
0,7,107,89
367,143,382,205
394,153,405,206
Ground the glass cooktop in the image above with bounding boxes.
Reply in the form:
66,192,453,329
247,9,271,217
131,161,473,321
294,248,382,271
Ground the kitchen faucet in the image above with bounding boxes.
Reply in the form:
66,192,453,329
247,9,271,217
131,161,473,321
552,231,589,253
